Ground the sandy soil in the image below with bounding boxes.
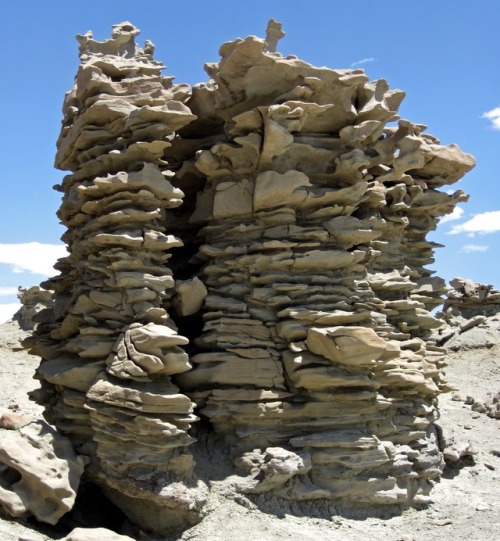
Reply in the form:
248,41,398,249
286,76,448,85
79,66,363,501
0,319,498,541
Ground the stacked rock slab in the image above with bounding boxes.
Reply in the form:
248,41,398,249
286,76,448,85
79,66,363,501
25,20,477,530
14,286,54,330
174,24,475,503
443,278,500,319
24,23,204,532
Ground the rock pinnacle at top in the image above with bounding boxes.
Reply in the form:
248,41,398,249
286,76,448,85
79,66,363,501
265,18,285,52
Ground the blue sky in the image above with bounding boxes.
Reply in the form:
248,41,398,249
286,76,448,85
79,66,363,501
0,0,498,322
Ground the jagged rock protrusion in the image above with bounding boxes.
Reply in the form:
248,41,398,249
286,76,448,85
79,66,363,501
443,278,500,320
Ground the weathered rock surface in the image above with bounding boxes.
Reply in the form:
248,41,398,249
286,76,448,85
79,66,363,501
14,286,54,331
63,527,134,541
444,278,500,320
172,19,473,507
0,420,86,524
434,278,500,350
23,22,204,533
23,19,476,533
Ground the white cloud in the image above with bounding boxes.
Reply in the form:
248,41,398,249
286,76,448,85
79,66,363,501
351,57,377,68
447,210,500,235
460,244,489,253
482,107,500,130
440,206,464,224
0,242,66,276
0,303,20,324
0,286,20,297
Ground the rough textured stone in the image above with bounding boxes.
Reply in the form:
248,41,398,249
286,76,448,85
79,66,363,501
63,528,135,541
24,19,475,532
0,420,86,524
443,278,500,320
14,286,54,331
22,22,204,534
433,278,500,349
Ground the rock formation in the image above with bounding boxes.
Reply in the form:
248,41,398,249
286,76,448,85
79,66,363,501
23,20,475,532
443,278,500,320
62,528,135,541
23,22,205,533
0,420,86,524
14,286,53,330
433,278,500,349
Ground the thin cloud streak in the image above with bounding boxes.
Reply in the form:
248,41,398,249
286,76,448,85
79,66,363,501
0,286,19,297
460,244,489,253
440,206,464,224
0,242,67,276
351,57,377,68
447,210,500,235
482,107,500,130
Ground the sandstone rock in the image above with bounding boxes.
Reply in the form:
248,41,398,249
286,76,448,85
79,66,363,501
0,411,34,430
0,420,86,524
484,392,500,419
436,424,476,465
177,21,471,506
172,277,208,317
235,447,312,493
444,278,500,320
14,286,54,331
305,326,393,366
23,22,203,533
23,18,476,532
63,527,135,541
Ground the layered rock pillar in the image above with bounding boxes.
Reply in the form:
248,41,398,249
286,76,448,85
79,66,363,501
24,23,205,531
24,20,476,530
174,25,475,503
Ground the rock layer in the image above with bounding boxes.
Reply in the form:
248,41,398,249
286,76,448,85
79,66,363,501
24,20,475,531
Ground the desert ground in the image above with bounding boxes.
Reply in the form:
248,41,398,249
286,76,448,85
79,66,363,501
0,317,498,541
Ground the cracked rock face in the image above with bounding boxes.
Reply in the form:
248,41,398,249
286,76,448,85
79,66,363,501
0,420,86,525
24,20,475,532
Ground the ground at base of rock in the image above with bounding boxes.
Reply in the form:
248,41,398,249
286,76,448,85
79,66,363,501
0,319,498,541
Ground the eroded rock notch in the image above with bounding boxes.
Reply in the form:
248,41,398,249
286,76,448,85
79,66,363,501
24,21,475,532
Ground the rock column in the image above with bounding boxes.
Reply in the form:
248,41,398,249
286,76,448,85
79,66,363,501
24,23,204,532
175,29,475,503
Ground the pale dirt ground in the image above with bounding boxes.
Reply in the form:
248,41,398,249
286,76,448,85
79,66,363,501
0,319,498,541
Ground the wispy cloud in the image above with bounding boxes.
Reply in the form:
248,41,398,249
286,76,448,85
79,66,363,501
351,57,377,68
0,286,20,297
482,107,500,130
460,244,489,253
447,210,500,236
0,242,66,276
440,206,464,224
0,303,20,324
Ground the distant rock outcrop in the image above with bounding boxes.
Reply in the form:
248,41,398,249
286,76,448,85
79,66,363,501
443,277,500,320
23,20,475,533
14,286,53,330
434,278,500,350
